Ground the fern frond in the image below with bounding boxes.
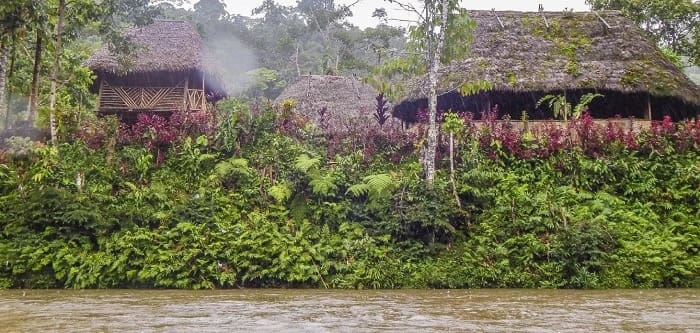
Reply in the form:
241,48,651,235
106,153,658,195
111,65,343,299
214,161,233,178
124,181,138,191
197,153,217,163
215,158,251,179
346,173,394,201
310,174,338,197
228,158,249,169
364,173,393,197
346,184,370,197
268,184,292,203
295,154,320,173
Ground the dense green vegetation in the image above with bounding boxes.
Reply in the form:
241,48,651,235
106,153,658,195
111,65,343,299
1,0,698,290
1,102,698,289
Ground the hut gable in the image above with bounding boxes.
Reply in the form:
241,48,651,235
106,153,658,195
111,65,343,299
274,75,381,129
395,10,700,121
86,20,223,115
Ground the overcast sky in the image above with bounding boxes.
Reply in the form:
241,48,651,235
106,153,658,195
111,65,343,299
220,0,591,28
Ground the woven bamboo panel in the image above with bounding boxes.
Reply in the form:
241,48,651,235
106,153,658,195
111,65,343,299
187,90,205,111
99,80,185,111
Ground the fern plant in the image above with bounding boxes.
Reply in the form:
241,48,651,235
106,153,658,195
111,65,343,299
294,154,339,198
213,157,252,188
294,154,321,173
268,183,292,203
346,173,394,202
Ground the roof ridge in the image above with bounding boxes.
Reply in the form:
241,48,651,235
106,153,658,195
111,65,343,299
152,19,189,23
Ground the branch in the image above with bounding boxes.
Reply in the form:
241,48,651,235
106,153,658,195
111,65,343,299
384,0,426,22
345,0,360,9
387,18,421,24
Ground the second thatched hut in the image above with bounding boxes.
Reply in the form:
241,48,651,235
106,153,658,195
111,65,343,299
393,10,700,122
274,75,386,132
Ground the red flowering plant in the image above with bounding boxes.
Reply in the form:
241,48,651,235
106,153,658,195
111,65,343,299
75,115,119,150
446,109,697,164
675,119,700,152
75,109,219,164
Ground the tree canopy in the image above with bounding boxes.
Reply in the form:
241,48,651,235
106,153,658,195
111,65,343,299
586,0,700,66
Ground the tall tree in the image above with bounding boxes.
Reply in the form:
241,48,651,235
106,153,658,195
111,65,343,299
360,22,405,66
48,0,66,143
0,38,8,130
0,1,26,129
26,0,50,126
586,0,700,66
296,0,356,74
423,0,450,186
376,0,474,185
27,31,43,125
193,0,228,22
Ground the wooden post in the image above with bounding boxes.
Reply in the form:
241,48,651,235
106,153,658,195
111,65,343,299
97,79,103,112
646,95,652,120
628,116,633,132
182,77,189,111
201,72,206,111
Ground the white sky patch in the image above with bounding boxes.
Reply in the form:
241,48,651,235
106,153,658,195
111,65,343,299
221,0,590,28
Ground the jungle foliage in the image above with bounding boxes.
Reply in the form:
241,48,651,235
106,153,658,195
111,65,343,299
1,102,698,290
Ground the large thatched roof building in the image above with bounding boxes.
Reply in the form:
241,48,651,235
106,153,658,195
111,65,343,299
275,75,383,130
393,10,700,122
86,20,224,115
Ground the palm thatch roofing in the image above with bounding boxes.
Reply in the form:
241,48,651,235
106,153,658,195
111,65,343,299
275,75,383,129
86,20,211,75
394,10,700,121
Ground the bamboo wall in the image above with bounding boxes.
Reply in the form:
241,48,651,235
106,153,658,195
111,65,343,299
98,80,206,113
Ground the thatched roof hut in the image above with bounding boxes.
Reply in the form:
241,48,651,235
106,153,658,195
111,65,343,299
394,10,700,121
86,20,224,115
274,75,383,130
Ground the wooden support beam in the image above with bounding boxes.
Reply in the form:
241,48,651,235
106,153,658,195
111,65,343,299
97,79,103,111
646,95,652,120
594,11,612,30
183,78,189,111
491,9,504,29
539,4,549,29
202,72,206,111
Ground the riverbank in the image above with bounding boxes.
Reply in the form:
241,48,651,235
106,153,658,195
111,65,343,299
1,104,698,289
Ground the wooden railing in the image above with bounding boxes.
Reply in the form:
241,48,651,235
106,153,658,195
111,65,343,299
98,81,208,113
99,81,185,112
470,119,652,131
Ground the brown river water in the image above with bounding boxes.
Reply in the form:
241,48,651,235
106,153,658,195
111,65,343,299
1,289,698,332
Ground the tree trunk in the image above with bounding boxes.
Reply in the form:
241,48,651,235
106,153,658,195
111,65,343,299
449,132,461,208
27,32,43,125
0,43,8,130
295,43,301,76
424,0,450,186
5,30,18,130
49,0,66,144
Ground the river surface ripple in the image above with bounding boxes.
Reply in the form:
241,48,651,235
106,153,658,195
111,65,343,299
1,289,698,332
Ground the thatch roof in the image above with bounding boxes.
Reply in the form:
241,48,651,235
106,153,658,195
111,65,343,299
395,10,700,119
85,20,210,75
274,75,382,127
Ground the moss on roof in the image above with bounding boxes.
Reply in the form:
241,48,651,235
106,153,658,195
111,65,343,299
399,10,700,107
